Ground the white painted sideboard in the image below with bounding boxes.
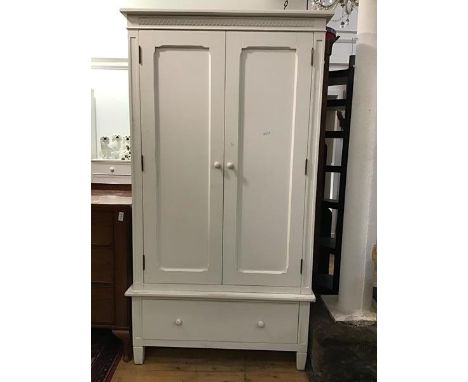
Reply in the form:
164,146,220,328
121,7,333,370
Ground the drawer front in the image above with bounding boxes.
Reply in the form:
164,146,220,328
142,300,299,344
92,161,132,177
91,211,113,246
91,286,114,324
91,247,113,283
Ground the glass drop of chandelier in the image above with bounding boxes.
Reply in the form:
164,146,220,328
310,0,359,28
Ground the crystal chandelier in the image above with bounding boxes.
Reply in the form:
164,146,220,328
310,0,359,28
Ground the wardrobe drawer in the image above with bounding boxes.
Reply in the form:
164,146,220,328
141,299,299,344
91,211,113,246
91,247,113,283
91,286,114,324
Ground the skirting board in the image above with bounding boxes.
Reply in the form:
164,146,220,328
322,295,376,323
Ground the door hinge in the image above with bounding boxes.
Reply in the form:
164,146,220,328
311,48,314,66
300,259,303,274
305,158,308,175
143,254,145,271
138,46,142,65
141,155,144,172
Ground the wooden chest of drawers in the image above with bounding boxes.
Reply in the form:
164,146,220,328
91,189,132,361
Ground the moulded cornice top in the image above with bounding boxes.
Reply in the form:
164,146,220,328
120,8,335,21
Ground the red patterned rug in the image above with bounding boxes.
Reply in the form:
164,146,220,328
91,329,122,382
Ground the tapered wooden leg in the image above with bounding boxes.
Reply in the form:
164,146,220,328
133,346,145,365
296,352,307,370
112,330,132,362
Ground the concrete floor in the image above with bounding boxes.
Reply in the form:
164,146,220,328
308,296,377,382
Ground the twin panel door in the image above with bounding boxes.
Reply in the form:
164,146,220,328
139,30,314,287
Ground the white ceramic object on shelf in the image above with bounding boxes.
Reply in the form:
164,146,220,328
120,135,132,160
99,136,112,159
110,134,123,159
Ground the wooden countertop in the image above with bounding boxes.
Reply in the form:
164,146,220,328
91,189,132,205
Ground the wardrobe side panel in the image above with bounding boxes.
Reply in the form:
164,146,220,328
128,30,144,287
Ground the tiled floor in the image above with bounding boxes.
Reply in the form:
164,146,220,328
112,347,310,382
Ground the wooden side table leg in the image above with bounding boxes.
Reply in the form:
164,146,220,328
112,329,132,362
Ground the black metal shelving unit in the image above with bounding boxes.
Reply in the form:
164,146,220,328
313,54,356,295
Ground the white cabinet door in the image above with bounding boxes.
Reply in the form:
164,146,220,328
223,32,313,287
139,31,225,284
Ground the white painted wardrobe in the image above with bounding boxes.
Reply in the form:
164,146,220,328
121,7,333,370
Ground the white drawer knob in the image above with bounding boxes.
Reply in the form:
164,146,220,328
109,167,115,173
213,161,222,169
257,320,265,328
226,162,235,170
175,318,183,326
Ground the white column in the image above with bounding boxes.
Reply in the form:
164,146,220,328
322,0,377,321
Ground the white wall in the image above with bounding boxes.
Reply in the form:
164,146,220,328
122,0,309,11
90,1,128,58
90,0,360,59
89,0,312,58
328,6,359,69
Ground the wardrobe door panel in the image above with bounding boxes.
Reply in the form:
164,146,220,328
223,32,313,287
139,31,225,284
